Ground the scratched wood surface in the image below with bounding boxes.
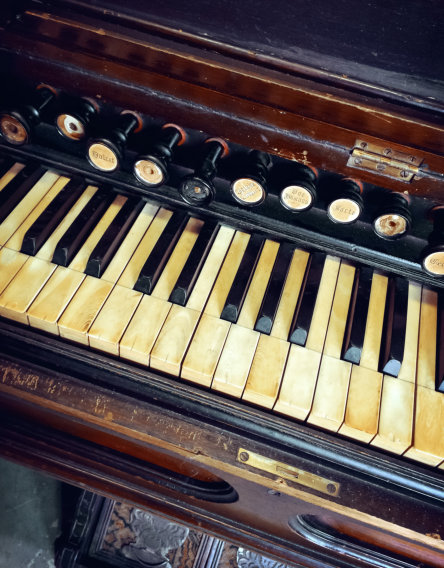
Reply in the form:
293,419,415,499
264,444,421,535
1,4,443,199
1,350,444,568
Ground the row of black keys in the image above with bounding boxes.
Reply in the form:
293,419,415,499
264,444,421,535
0,159,441,384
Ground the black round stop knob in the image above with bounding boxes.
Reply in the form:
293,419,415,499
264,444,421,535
179,138,229,206
0,84,57,146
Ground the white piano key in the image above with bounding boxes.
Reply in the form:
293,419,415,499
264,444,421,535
0,256,56,323
273,344,321,420
116,207,172,288
360,272,389,370
278,256,341,424
242,334,290,408
404,288,444,466
119,295,172,366
3,174,69,250
0,170,61,247
181,313,231,386
270,248,310,340
69,194,128,273
204,231,250,317
322,261,356,359
88,285,143,355
276,260,351,421
0,162,25,192
340,364,382,442
0,247,29,295
186,225,235,312
338,272,387,439
236,239,280,329
151,217,204,300
36,185,100,261
372,282,421,454
212,324,259,397
102,201,159,283
27,265,85,334
150,304,201,376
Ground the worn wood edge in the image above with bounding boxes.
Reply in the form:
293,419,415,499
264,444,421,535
0,321,443,506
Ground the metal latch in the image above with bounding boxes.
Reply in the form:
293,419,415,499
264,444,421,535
237,448,340,497
347,139,423,182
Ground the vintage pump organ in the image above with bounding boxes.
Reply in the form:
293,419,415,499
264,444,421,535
0,1,443,567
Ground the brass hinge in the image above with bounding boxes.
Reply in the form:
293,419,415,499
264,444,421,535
347,140,423,182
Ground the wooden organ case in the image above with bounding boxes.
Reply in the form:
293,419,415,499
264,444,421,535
0,1,443,566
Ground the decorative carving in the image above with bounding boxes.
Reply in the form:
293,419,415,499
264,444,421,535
121,508,189,568
192,535,224,568
236,548,287,568
57,490,291,568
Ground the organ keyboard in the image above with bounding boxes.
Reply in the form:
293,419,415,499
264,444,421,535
0,159,443,469
0,2,444,567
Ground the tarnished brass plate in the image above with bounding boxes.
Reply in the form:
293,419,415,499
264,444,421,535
237,448,340,497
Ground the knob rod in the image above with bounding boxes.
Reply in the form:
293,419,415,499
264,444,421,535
133,123,186,187
279,163,318,212
327,178,363,224
87,110,143,172
0,84,57,145
179,138,228,206
56,97,98,141
231,149,271,206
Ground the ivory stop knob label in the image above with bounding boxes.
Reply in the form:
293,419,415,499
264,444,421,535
280,185,313,211
328,198,361,224
88,143,118,172
232,178,265,205
374,214,408,238
423,251,444,276
134,159,164,185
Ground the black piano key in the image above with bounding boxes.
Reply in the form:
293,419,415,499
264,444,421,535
254,241,294,334
21,177,87,256
0,156,15,179
0,162,46,224
84,196,144,278
134,210,189,295
169,220,219,306
52,187,114,267
220,233,264,323
437,293,444,392
288,251,324,346
342,266,373,365
380,277,409,377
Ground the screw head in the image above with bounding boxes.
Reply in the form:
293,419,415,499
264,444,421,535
400,170,410,178
354,157,362,166
376,163,386,172
327,483,337,494
383,148,392,156
239,451,249,462
359,142,367,149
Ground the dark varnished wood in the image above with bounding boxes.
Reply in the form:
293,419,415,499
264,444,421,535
61,0,444,109
0,4,443,200
0,320,443,567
